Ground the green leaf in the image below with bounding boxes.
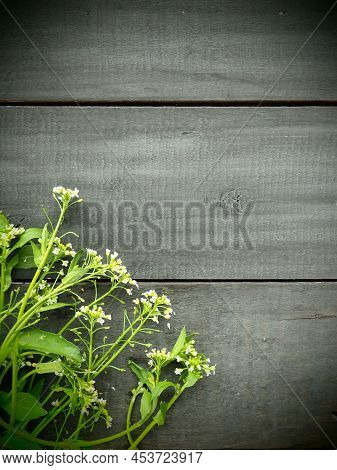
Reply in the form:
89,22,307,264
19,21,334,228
34,360,63,374
9,228,43,253
31,241,42,266
0,391,47,421
170,326,186,359
15,245,36,269
140,389,152,420
39,302,72,313
184,371,200,388
151,381,176,401
0,432,41,450
30,379,45,399
18,328,82,364
154,402,168,426
69,249,84,271
3,253,19,292
62,267,87,285
0,211,9,229
128,360,154,389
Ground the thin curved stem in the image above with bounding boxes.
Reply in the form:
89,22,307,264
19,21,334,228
126,386,142,447
129,384,188,450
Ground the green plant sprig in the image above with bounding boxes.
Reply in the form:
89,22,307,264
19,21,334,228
0,187,215,450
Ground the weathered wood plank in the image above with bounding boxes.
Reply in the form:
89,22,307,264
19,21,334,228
0,0,336,100
32,282,337,449
1,106,337,279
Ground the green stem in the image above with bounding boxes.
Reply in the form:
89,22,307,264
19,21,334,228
126,387,142,447
71,418,148,447
17,206,67,320
32,397,68,437
94,308,154,376
9,348,18,426
129,384,188,450
0,416,70,449
0,246,7,310
0,413,146,449
0,360,11,385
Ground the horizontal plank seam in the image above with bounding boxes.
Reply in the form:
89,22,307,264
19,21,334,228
1,100,337,107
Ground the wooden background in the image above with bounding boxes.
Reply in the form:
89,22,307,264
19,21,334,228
0,0,337,449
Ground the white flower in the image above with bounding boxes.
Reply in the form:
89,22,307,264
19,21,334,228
167,322,171,329
53,186,79,200
174,368,184,375
129,279,139,288
97,398,107,406
52,247,60,255
62,260,69,267
51,399,60,407
105,249,111,256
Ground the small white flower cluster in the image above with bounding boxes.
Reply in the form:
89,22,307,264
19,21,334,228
146,347,171,368
76,304,111,325
31,280,58,305
69,377,112,429
133,290,173,325
0,223,25,248
52,237,76,258
53,186,80,202
84,247,138,287
174,339,216,378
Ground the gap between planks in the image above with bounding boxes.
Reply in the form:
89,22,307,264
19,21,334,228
0,100,337,107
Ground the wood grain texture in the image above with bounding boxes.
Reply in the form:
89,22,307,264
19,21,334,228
33,281,337,449
1,106,337,279
0,0,337,101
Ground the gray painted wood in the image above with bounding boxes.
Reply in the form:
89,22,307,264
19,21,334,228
0,0,337,101
33,281,337,449
1,106,337,279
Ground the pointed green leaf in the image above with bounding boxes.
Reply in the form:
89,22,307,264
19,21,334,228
35,360,63,374
0,211,9,229
184,371,200,388
9,228,43,253
0,392,47,421
151,381,176,401
154,402,168,426
140,389,152,420
15,245,36,269
40,223,49,254
128,360,154,389
18,328,82,364
39,302,72,313
170,326,186,359
31,241,42,266
3,253,19,292
62,267,87,285
69,249,84,271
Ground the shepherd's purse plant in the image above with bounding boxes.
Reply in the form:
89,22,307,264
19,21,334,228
0,187,215,449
